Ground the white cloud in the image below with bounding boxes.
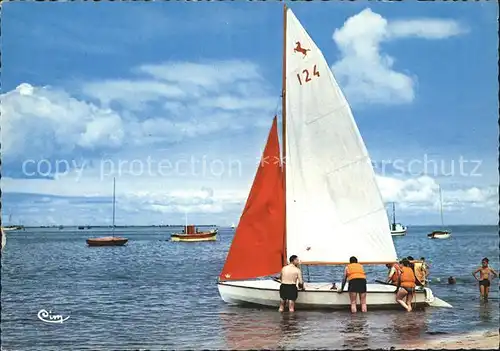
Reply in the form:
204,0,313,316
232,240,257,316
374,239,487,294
1,60,276,163
388,19,466,39
1,83,126,161
375,175,498,212
331,8,467,105
2,165,497,225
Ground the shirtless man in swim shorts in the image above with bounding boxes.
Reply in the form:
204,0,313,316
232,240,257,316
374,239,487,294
472,257,498,301
278,255,304,312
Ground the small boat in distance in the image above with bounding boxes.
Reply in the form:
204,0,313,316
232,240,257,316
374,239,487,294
428,186,451,240
170,225,218,242
2,215,24,231
390,202,407,236
86,177,128,247
230,222,236,230
1,227,6,251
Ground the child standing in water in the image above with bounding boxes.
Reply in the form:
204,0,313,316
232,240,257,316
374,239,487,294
472,257,497,301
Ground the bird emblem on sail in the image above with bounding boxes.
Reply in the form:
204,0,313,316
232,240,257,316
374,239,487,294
294,41,310,58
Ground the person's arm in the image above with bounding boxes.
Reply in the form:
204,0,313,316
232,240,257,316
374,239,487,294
489,268,498,279
472,268,480,281
338,267,347,293
387,267,395,283
395,271,401,293
297,268,304,289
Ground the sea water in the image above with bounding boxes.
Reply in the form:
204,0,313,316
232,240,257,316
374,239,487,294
1,225,498,350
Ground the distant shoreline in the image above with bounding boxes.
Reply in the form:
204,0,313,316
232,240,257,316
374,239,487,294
17,224,498,229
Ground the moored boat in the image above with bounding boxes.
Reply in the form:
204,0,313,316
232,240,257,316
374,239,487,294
428,186,451,240
86,236,128,246
170,225,217,242
217,5,451,311
1,227,6,251
390,203,407,236
427,230,451,240
87,177,128,247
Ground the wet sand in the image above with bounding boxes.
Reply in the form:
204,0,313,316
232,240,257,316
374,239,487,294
402,329,499,350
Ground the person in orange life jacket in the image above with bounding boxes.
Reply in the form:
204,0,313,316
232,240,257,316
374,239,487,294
407,256,425,286
338,256,367,313
395,259,417,312
386,261,403,285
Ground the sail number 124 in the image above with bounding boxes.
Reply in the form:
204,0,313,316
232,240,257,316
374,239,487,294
297,64,320,86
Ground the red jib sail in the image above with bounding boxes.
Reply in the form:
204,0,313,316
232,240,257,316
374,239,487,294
219,117,285,281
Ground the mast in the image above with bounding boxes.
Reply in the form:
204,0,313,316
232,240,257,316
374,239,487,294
281,1,288,266
112,177,116,237
392,202,396,225
439,186,444,227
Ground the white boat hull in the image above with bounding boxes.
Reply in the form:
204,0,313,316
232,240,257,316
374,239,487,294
429,233,451,240
390,224,407,236
1,228,6,251
218,279,442,310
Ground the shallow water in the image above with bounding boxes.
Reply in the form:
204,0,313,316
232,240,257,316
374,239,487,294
1,225,498,350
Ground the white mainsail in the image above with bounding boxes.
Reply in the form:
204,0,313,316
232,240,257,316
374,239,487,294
284,9,397,264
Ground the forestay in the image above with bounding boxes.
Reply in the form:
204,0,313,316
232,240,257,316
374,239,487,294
284,9,397,264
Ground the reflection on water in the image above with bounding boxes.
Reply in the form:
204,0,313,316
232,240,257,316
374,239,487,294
1,226,498,350
341,316,369,349
218,307,432,349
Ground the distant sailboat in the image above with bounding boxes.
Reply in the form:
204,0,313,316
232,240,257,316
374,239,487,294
428,186,451,240
1,227,6,252
390,202,407,236
2,214,23,231
86,177,128,247
230,222,236,230
217,5,450,310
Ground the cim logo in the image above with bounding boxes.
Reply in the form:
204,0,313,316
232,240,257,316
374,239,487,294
37,309,70,324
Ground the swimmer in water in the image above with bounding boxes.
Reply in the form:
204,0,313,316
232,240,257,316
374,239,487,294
447,276,456,285
278,255,304,312
472,257,498,301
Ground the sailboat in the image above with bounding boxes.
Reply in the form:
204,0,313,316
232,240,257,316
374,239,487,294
390,202,407,236
217,5,450,310
2,215,23,231
86,177,128,247
1,227,6,252
427,186,451,240
230,222,236,230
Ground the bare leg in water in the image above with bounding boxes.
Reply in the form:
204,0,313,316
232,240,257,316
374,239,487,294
289,300,295,312
396,288,411,311
349,292,357,313
405,291,414,312
279,299,286,312
479,284,489,301
360,292,367,312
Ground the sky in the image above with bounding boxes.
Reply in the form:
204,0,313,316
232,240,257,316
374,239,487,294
1,1,498,226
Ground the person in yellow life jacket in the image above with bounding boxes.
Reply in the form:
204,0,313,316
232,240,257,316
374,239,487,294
413,257,428,286
395,259,417,312
386,261,402,285
338,256,367,313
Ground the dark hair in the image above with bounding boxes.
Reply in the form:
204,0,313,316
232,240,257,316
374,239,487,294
420,257,425,261
407,256,414,261
289,255,298,263
401,259,410,267
482,257,489,263
349,256,358,263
